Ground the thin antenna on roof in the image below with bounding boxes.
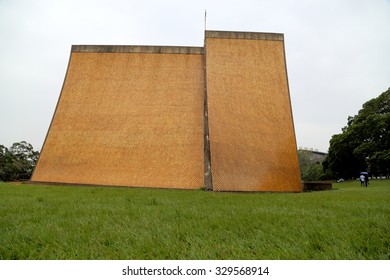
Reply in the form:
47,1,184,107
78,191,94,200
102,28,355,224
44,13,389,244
204,10,207,31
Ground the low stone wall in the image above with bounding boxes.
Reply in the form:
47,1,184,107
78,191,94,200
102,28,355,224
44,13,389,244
303,181,333,192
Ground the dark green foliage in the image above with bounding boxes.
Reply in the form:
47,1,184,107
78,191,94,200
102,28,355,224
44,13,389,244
324,88,390,179
297,150,326,181
0,142,39,181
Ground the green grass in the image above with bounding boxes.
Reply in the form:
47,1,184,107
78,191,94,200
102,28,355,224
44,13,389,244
0,180,389,260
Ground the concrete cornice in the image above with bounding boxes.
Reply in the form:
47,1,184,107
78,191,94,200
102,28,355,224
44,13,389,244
71,45,204,54
205,30,284,41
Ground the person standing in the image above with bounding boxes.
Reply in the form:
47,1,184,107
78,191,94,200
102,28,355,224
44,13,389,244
359,174,365,187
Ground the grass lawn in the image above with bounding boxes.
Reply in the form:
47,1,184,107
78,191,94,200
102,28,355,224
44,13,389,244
0,180,389,260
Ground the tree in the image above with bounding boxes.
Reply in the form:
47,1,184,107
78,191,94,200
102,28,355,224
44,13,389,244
323,88,390,179
0,145,12,181
297,149,326,181
0,141,39,181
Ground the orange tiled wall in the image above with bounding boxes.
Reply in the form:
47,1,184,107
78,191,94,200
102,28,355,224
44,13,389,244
32,52,204,189
205,37,302,191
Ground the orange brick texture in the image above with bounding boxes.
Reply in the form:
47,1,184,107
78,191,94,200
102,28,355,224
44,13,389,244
32,31,302,192
32,49,204,189
205,32,302,192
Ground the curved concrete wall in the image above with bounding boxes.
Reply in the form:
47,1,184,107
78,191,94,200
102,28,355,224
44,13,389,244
32,30,302,192
205,31,302,192
32,50,204,189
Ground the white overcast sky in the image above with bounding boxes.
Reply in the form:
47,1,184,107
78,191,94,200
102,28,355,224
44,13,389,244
0,0,389,153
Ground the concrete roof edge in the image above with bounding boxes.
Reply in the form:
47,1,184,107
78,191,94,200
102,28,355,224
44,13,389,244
205,30,284,41
71,45,204,54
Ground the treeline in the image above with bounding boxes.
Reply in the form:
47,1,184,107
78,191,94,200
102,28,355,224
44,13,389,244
0,141,40,181
323,87,390,179
298,88,390,181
